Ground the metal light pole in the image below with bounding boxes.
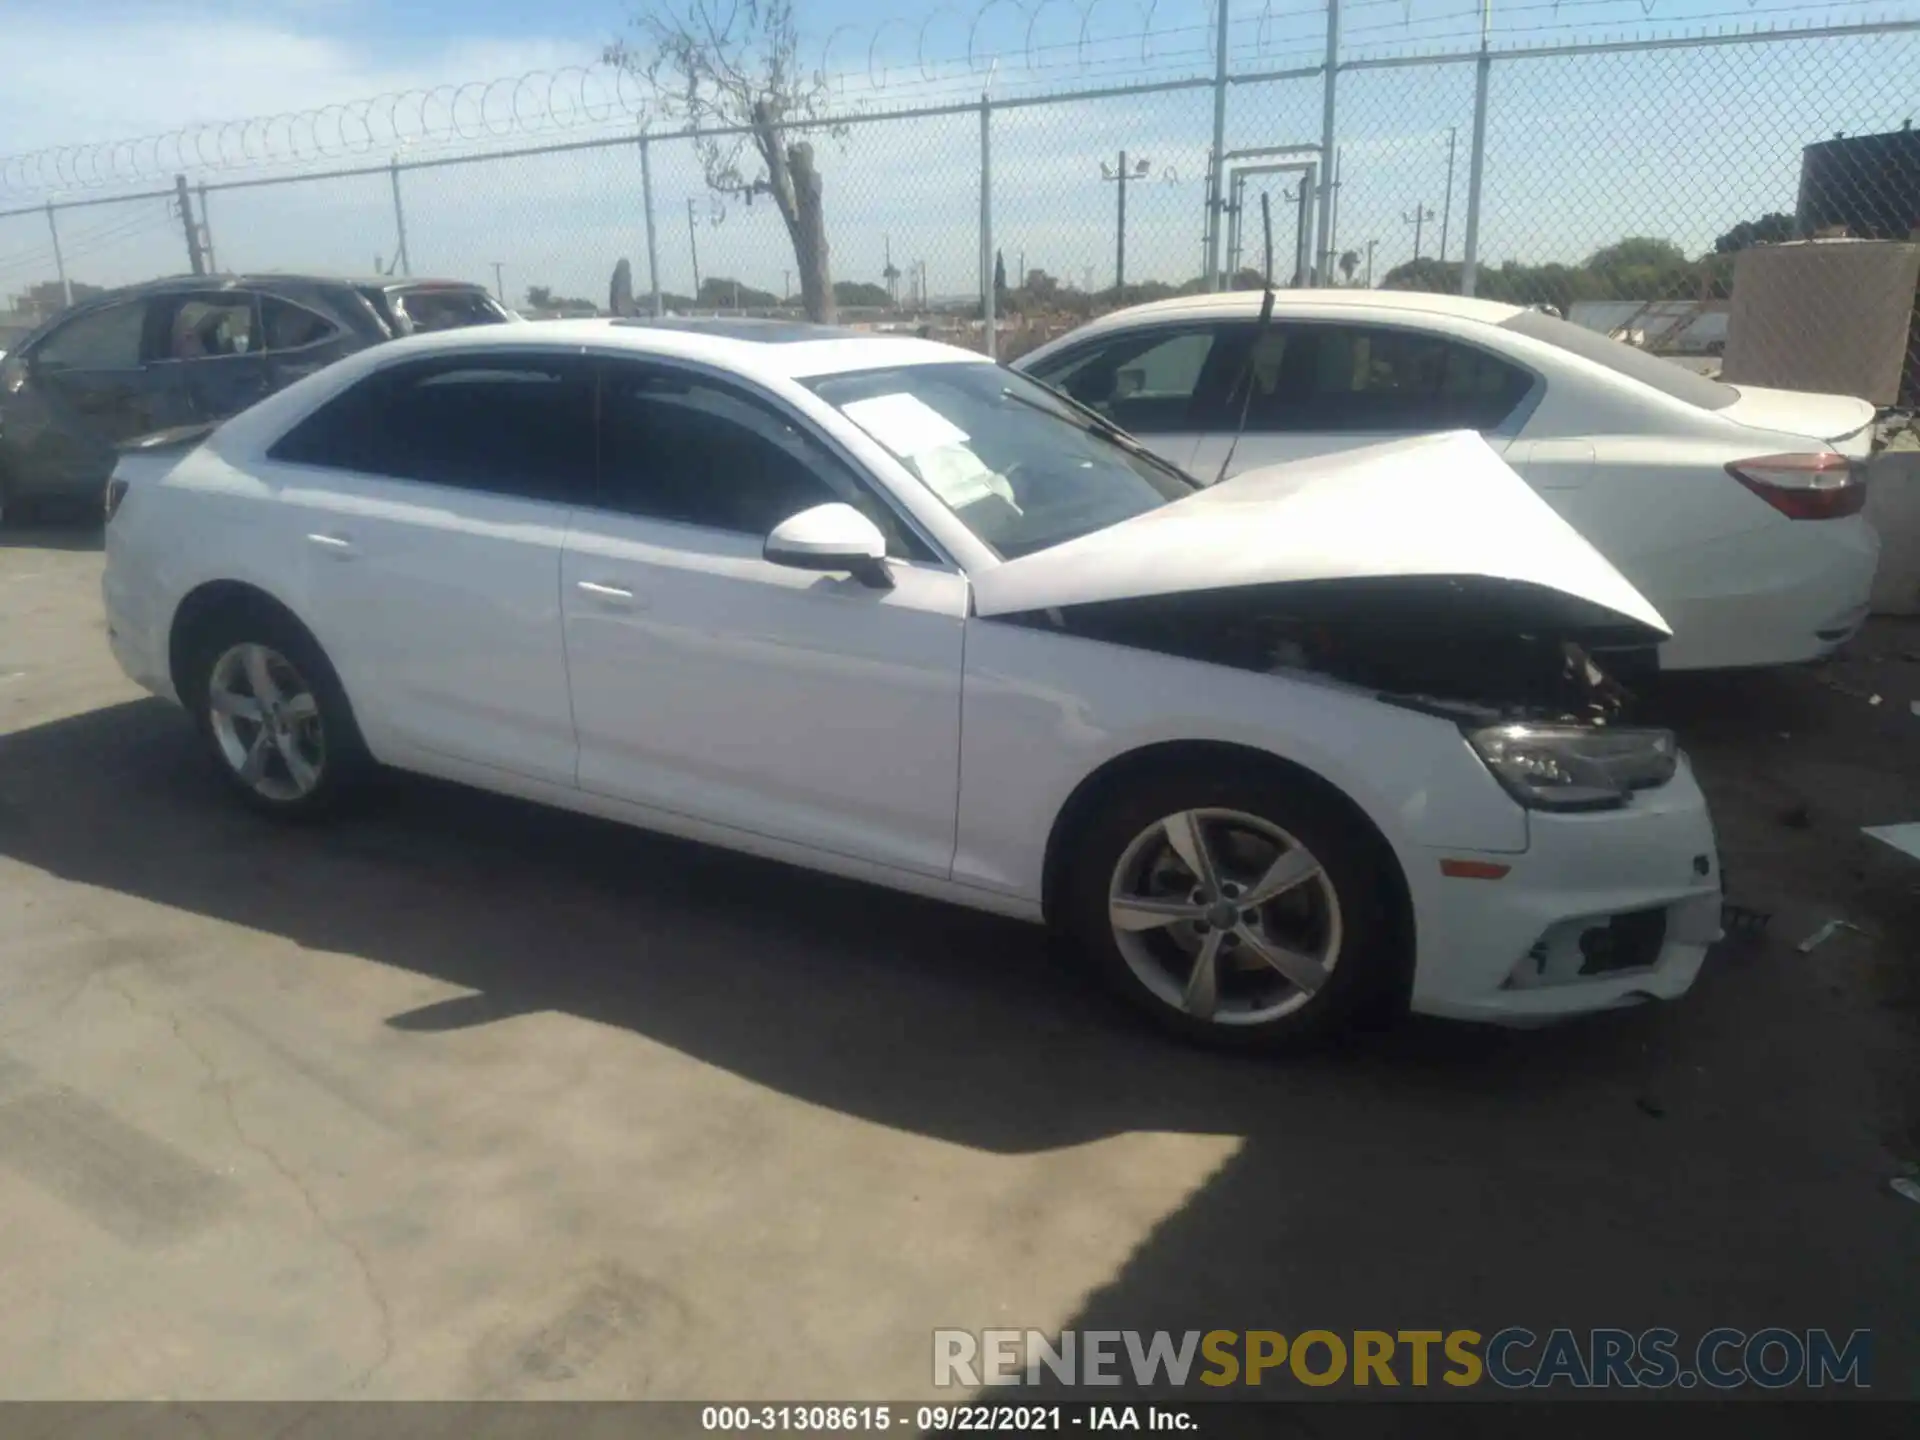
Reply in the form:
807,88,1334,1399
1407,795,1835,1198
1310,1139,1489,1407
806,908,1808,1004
1100,151,1151,293
686,198,702,300
1439,127,1458,264
1403,204,1435,262
491,262,505,304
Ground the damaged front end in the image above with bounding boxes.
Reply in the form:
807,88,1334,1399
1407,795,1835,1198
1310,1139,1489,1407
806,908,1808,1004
1015,573,1644,723
1010,572,1684,815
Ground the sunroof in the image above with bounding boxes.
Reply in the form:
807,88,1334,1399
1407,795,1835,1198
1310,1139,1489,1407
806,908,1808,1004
611,317,855,344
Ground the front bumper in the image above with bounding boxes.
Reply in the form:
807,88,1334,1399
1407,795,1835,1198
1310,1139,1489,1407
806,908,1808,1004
1408,757,1722,1024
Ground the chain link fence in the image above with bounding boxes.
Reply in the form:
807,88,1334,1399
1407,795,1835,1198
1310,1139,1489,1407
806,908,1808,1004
5,16,1918,387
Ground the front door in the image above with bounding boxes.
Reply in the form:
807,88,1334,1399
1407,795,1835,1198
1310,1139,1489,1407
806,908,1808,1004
562,359,968,878
261,350,593,785
10,298,159,492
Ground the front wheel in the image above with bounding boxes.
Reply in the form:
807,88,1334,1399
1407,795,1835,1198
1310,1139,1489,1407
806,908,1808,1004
1062,766,1403,1050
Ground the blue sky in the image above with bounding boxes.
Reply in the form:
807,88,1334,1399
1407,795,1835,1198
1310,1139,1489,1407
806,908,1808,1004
2,1,1916,306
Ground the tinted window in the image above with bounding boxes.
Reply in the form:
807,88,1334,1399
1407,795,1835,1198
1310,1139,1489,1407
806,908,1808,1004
1025,327,1224,434
164,296,255,360
1201,323,1533,433
809,363,1193,561
260,296,340,352
598,363,924,556
392,288,510,334
1499,307,1738,409
34,302,146,370
269,353,592,501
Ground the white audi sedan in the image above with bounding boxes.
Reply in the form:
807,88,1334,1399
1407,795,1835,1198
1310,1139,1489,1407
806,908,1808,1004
1016,291,1881,671
102,318,1722,1048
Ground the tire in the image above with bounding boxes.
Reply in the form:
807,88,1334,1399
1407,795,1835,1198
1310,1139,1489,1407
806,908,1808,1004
1060,763,1406,1051
180,600,370,818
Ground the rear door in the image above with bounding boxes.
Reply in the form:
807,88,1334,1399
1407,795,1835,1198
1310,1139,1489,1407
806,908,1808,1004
1184,321,1540,481
259,293,360,390
263,350,592,784
147,290,274,423
8,298,159,490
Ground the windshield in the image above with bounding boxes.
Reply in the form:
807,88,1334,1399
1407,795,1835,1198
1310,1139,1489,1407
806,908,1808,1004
806,363,1195,559
1499,308,1737,410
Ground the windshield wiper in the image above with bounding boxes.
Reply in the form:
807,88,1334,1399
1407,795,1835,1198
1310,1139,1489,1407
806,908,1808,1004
999,385,1197,487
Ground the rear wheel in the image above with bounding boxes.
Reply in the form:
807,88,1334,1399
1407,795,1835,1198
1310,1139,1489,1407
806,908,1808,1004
1062,765,1403,1050
182,604,368,817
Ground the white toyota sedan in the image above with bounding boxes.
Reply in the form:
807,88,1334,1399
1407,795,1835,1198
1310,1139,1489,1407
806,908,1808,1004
1016,290,1881,671
102,318,1722,1048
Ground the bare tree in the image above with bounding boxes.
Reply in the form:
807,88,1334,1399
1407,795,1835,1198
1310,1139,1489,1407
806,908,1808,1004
608,1,838,323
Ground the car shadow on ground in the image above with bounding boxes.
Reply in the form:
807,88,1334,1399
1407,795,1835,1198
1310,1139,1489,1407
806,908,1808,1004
1,699,1915,1397
0,517,103,552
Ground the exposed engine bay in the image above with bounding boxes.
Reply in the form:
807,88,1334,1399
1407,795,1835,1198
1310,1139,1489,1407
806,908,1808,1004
1013,576,1645,724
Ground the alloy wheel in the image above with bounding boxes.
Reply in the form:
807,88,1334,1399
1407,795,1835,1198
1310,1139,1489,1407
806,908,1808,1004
1108,807,1343,1025
206,642,326,802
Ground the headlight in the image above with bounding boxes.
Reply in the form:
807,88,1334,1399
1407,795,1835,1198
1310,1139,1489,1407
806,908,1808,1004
1467,723,1677,811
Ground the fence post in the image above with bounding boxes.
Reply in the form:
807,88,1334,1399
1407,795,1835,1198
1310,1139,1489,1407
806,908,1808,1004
175,174,205,275
1204,0,1230,289
388,156,412,277
1314,0,1340,285
44,203,72,308
980,94,995,360
640,131,662,318
1460,5,1493,296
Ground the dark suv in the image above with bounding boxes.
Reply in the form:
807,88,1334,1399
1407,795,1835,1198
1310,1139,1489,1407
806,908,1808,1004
0,273,513,521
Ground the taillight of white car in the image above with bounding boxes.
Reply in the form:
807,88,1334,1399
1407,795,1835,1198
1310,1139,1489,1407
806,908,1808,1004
1726,451,1867,520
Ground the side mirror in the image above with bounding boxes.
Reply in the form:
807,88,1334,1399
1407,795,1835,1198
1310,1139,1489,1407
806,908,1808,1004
764,502,893,589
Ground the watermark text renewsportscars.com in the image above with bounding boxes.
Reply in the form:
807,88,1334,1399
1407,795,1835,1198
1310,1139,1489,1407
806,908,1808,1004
933,1328,1872,1391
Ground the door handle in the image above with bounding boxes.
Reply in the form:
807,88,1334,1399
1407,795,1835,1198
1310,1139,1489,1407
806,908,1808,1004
306,532,356,558
576,579,638,606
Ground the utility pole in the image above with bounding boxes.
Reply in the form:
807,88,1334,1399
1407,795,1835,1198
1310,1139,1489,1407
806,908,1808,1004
387,157,411,277
883,233,900,307
491,262,505,303
1365,238,1377,288
687,198,702,300
783,268,791,304
196,183,217,272
1403,204,1435,263
1099,150,1150,293
44,203,71,309
174,174,205,276
1017,248,1025,288
1439,127,1458,263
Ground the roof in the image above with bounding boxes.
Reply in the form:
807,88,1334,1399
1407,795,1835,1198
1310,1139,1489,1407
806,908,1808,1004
366,315,989,381
88,273,489,300
1079,287,1527,330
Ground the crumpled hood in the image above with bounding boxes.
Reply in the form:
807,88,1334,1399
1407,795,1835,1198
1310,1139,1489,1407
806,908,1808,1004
971,430,1670,642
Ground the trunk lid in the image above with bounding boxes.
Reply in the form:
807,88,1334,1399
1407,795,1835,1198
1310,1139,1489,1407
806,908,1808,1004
971,430,1670,645
1721,384,1877,457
